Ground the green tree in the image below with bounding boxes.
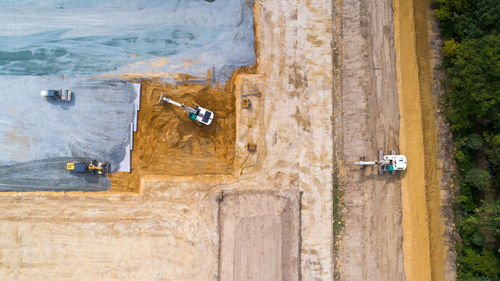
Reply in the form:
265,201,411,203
445,35,500,137
436,0,500,279
477,200,500,236
460,248,500,279
436,0,500,41
465,168,492,190
465,134,484,150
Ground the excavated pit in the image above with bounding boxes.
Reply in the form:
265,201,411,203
108,77,238,192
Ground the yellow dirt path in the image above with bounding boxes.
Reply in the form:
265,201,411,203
393,0,446,280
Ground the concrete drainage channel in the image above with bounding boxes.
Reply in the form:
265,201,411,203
0,77,139,191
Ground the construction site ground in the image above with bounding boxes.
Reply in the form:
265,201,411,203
0,0,454,280
0,78,137,191
108,79,237,192
333,0,405,279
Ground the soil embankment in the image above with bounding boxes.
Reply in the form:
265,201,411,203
393,0,447,280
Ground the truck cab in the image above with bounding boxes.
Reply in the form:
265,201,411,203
41,89,72,101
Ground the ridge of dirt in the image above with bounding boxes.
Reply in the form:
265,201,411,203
427,3,458,280
393,0,448,280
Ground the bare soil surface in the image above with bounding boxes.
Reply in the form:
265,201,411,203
393,0,450,279
333,0,405,280
219,191,300,281
0,189,220,281
427,6,458,281
0,0,336,279
108,78,237,191
0,0,453,280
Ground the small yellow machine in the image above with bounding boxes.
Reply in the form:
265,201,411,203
66,160,110,175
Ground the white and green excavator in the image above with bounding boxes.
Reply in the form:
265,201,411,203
158,93,214,126
355,150,407,175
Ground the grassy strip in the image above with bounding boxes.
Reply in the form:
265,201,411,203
332,181,344,281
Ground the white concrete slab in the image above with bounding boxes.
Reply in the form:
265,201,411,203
133,83,141,110
118,145,131,173
117,83,140,173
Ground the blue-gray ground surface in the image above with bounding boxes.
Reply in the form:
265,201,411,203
0,0,255,81
0,0,255,191
0,77,136,191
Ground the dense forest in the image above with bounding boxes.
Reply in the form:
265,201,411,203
435,0,500,279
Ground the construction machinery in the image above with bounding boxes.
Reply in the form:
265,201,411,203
41,89,72,101
66,160,110,175
158,93,214,125
247,142,257,152
355,150,407,175
241,98,251,108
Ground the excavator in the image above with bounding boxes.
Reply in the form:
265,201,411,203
355,150,407,175
158,93,214,125
66,160,109,175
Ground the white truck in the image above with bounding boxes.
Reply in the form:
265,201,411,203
41,89,72,102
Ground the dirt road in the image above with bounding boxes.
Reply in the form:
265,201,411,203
394,0,449,279
333,0,405,280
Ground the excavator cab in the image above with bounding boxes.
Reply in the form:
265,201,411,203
66,162,87,173
383,165,395,172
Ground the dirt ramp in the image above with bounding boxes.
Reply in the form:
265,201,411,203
219,191,300,281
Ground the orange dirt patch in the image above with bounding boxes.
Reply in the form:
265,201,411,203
108,75,242,192
393,0,447,279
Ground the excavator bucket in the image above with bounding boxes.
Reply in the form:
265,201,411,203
378,150,384,175
158,93,167,104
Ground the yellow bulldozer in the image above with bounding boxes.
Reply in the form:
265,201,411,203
66,160,110,175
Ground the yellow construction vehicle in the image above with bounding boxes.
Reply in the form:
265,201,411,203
66,160,110,175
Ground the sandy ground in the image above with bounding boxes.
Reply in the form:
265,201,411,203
333,0,405,280
108,78,237,192
0,0,335,280
393,0,449,280
0,0,454,280
219,191,300,281
0,189,220,281
427,5,458,280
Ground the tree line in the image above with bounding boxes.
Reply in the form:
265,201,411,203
435,0,499,279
